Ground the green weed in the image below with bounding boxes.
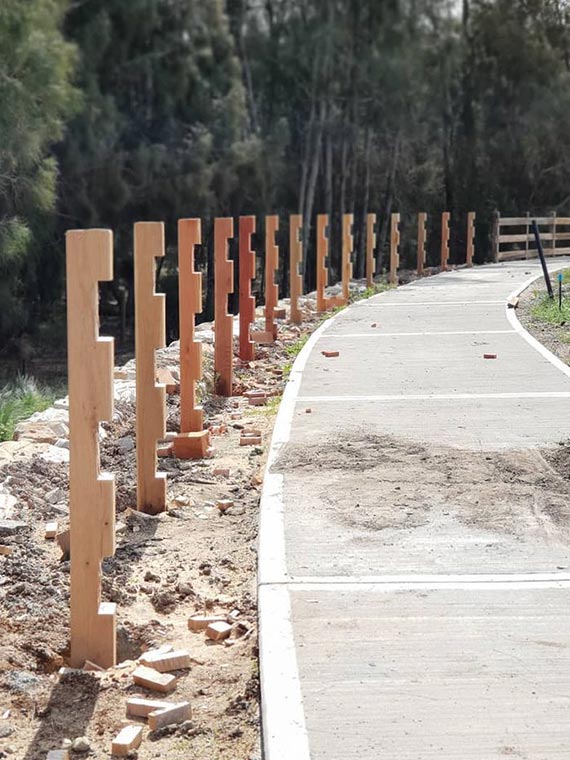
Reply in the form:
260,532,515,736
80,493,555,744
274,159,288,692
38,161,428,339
530,293,570,326
0,375,58,442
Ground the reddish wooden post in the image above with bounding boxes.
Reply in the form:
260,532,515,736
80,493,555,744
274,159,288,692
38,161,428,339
290,214,303,324
173,218,210,460
265,215,279,340
316,214,329,313
239,216,256,361
366,213,377,288
341,213,354,303
67,228,116,668
390,213,400,285
135,222,167,515
417,213,427,276
441,212,450,271
466,212,475,267
214,218,234,397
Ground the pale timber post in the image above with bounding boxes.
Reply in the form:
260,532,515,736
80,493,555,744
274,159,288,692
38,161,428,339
239,216,256,361
466,212,475,267
390,213,400,286
316,214,329,313
441,212,450,271
290,214,303,324
366,213,377,289
214,218,234,397
491,211,500,262
550,211,557,257
265,215,279,340
67,229,116,669
135,223,167,515
342,213,354,303
417,213,427,276
173,218,210,460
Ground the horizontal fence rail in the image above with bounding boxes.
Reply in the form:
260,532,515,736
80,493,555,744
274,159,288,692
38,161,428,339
494,213,570,262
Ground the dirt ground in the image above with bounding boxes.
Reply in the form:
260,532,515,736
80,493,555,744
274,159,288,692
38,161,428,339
0,304,323,760
279,431,570,540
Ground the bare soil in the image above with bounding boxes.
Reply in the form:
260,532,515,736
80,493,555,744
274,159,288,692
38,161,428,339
0,310,322,760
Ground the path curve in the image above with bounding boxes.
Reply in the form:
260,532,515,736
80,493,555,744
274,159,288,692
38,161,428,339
259,260,570,760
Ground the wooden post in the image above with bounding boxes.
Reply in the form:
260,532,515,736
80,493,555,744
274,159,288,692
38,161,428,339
341,213,354,303
316,214,329,313
214,218,234,397
390,213,400,286
290,214,303,324
239,216,256,361
366,213,377,289
440,212,450,271
135,222,167,515
466,212,475,267
173,218,210,460
265,215,279,340
491,211,500,262
550,211,557,256
66,229,116,669
417,213,427,276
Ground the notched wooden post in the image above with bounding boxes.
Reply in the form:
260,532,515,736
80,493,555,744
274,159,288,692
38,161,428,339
390,213,400,286
214,218,235,397
290,214,303,324
172,218,210,460
66,228,116,669
366,213,377,289
135,222,167,515
441,211,450,271
265,215,279,340
417,212,427,276
239,216,256,361
316,214,329,313
466,212,475,267
341,213,354,303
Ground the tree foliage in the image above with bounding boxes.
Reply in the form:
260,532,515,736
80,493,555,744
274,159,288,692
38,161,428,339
3,0,570,348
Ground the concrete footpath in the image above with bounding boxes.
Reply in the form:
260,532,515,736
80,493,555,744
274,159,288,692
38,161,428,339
259,260,570,760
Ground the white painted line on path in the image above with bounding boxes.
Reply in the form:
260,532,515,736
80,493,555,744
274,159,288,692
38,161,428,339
297,392,570,402
279,572,570,592
353,300,506,307
322,330,516,338
506,269,570,381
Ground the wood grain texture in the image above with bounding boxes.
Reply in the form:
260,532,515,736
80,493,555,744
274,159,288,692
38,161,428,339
214,218,234,396
440,211,450,271
239,216,256,361
417,213,427,276
66,228,116,669
341,213,354,303
316,214,329,313
366,213,377,288
265,215,279,341
390,213,400,286
135,222,167,515
289,214,303,324
466,212,475,267
178,218,205,433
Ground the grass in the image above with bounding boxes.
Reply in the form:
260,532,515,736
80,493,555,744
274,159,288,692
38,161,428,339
285,334,309,359
530,293,570,326
0,375,58,442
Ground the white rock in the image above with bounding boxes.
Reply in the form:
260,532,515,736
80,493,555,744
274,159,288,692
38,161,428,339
71,736,91,753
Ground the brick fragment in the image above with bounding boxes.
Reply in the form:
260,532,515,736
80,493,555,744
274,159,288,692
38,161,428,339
132,665,177,693
321,350,339,358
188,614,227,632
111,725,143,756
139,649,190,673
205,621,233,641
148,701,191,731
